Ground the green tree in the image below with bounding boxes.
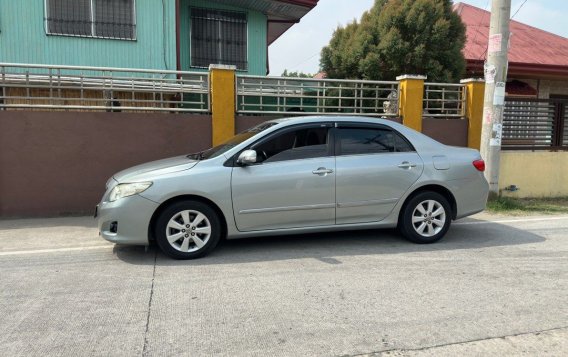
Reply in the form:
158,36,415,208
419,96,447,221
281,69,314,78
320,0,466,82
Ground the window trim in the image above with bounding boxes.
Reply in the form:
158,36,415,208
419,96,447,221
334,123,416,157
44,0,137,41
188,6,249,71
227,123,334,167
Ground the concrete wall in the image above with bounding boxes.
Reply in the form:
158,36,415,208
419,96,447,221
536,79,568,99
0,111,211,217
422,118,469,147
510,78,568,99
4,109,563,217
236,115,281,132
500,151,568,198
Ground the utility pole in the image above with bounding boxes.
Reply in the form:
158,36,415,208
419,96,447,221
480,0,511,198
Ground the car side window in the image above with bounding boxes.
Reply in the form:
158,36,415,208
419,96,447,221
253,127,330,163
337,127,414,155
393,132,414,152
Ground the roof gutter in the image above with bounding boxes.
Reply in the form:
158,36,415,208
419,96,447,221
274,0,318,7
467,59,568,78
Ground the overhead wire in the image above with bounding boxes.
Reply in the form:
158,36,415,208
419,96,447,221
478,0,529,62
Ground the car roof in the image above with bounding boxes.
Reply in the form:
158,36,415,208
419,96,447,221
266,115,399,126
264,116,419,138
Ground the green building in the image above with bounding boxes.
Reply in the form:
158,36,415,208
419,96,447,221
0,0,318,75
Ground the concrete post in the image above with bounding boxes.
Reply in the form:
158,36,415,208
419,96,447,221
480,0,512,196
209,64,236,146
397,75,426,132
461,78,486,150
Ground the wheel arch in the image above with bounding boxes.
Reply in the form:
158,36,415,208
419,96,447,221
148,195,228,243
400,184,458,221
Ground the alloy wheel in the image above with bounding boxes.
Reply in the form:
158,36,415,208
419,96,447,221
165,210,212,253
411,199,446,237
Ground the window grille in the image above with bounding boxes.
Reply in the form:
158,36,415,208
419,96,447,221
190,8,247,70
46,0,136,40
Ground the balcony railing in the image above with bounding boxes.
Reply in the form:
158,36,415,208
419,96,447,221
236,75,400,117
423,82,465,118
0,63,209,113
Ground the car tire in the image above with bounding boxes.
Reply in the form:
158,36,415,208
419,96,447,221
399,191,451,244
155,200,221,259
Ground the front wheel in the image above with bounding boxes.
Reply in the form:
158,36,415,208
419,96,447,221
399,191,451,244
155,201,221,259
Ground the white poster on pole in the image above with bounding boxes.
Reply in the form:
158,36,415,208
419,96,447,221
484,64,496,84
494,82,506,105
490,123,503,146
488,34,502,53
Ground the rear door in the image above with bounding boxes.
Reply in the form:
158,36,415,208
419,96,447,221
334,124,423,224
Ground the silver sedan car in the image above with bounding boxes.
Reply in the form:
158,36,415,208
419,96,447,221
96,116,489,259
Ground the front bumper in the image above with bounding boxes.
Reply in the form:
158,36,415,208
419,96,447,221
96,194,159,245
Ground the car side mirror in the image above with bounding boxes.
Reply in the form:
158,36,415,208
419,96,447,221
237,150,257,166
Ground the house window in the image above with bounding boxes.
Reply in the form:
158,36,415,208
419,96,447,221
46,0,136,40
190,8,247,70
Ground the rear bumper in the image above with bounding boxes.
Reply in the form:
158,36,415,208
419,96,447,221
96,195,159,245
453,176,489,219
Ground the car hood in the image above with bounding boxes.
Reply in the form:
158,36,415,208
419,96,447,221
113,155,199,183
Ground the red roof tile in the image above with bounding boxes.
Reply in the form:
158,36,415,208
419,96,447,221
454,2,568,74
313,71,327,79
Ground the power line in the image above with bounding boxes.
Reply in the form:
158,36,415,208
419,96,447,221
287,51,321,71
477,0,528,61
511,0,528,19
470,0,491,61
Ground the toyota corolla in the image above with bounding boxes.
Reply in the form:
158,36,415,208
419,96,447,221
95,116,489,259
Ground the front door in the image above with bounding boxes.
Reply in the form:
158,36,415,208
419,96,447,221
231,124,335,231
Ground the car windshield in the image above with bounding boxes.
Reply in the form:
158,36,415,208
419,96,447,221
187,121,279,160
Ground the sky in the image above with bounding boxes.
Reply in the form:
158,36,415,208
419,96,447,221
268,0,568,76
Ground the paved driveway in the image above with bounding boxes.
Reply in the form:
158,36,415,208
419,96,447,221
1,214,567,356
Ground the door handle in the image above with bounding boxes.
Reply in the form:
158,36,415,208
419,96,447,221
312,167,333,176
398,161,417,169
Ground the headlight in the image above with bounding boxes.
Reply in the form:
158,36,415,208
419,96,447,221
108,182,152,202
105,177,115,190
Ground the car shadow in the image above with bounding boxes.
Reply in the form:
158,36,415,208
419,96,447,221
113,217,546,266
0,216,96,230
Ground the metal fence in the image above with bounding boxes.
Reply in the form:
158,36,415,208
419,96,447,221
423,82,466,118
236,75,400,116
503,98,567,150
0,63,210,112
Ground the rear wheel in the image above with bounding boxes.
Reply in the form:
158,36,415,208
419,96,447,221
399,191,451,244
155,201,221,259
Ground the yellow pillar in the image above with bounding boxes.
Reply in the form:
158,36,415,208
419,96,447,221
461,78,486,150
209,64,236,146
397,75,426,132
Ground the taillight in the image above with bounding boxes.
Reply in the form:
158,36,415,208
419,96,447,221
473,159,485,172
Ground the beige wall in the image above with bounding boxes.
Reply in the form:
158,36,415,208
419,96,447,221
500,151,568,198
539,79,568,98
